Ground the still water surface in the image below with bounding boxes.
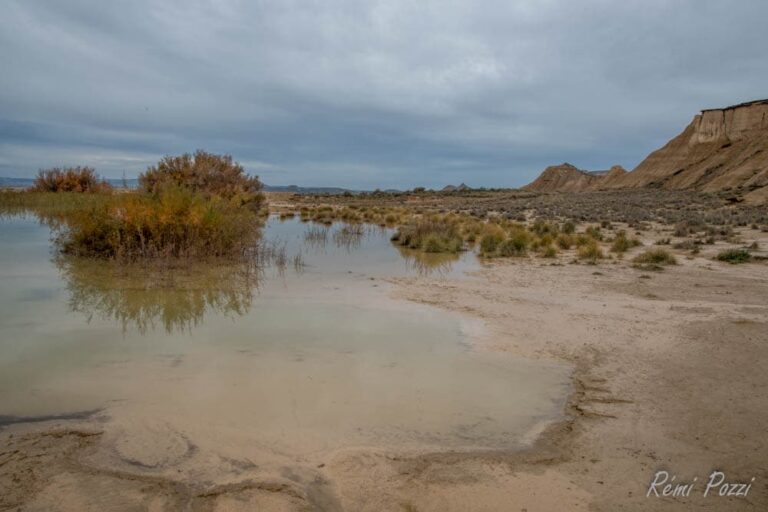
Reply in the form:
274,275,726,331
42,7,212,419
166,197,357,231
0,215,570,458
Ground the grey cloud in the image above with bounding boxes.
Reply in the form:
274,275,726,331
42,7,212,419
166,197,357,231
1,0,767,188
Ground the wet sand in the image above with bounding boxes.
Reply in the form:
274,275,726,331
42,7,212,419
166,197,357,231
2,227,767,510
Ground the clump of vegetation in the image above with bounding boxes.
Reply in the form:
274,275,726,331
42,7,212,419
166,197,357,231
632,248,677,270
31,167,112,193
496,230,530,257
478,225,505,255
715,249,752,264
333,224,366,250
577,241,604,263
47,152,266,261
556,233,574,249
59,185,260,260
139,150,264,211
610,231,642,254
585,226,603,241
541,246,558,258
391,219,463,253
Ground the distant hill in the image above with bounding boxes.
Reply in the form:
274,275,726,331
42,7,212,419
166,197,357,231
523,163,605,193
524,99,768,203
441,183,470,192
263,184,354,194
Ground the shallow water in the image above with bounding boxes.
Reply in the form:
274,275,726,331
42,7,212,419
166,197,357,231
0,215,570,459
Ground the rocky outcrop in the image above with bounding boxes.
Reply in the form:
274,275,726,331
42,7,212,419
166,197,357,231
524,163,628,192
602,99,768,202
523,100,768,202
594,165,628,188
523,163,601,193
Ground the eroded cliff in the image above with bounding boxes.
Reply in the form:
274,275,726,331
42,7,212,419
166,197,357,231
603,99,768,202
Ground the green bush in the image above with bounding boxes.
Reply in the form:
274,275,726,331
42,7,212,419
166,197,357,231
632,248,677,269
497,232,529,257
715,249,751,264
392,219,463,254
479,232,504,255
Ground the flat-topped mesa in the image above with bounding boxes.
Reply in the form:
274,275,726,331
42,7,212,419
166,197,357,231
601,99,768,202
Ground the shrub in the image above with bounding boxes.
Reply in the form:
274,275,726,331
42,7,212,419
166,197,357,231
139,150,264,211
561,221,576,234
585,226,603,241
715,249,751,264
384,213,399,225
632,249,677,269
392,220,463,254
497,231,529,257
531,220,557,236
556,233,574,249
423,234,446,253
577,241,604,263
58,185,260,260
479,232,504,255
541,246,558,258
610,231,642,253
32,167,112,193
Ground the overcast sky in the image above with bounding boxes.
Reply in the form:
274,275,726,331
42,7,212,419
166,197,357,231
1,1,766,189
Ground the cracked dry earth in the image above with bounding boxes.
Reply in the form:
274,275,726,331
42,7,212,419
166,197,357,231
2,255,767,511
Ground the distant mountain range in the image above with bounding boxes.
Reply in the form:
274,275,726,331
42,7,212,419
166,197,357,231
262,184,354,194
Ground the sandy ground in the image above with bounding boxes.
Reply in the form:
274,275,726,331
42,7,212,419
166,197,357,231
384,255,768,511
2,247,767,510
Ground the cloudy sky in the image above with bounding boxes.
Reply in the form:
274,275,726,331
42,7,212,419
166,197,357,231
1,1,766,189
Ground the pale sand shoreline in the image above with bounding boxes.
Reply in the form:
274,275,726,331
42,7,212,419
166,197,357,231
1,252,767,511
376,255,768,511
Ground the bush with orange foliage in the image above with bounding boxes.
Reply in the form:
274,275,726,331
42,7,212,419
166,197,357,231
31,167,112,193
139,150,263,211
59,185,260,260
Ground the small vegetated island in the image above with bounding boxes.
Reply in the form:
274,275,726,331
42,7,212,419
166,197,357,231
5,151,265,262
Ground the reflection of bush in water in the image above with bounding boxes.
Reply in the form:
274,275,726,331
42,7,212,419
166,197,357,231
395,246,459,277
55,256,260,334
